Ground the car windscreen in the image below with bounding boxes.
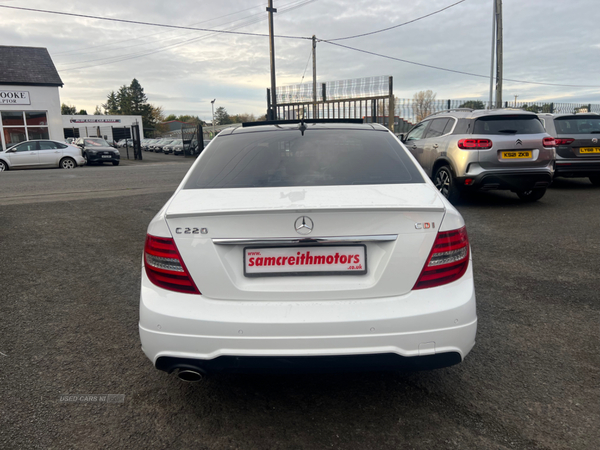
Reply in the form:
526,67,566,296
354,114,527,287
473,116,546,135
84,139,111,147
553,116,600,135
184,129,424,189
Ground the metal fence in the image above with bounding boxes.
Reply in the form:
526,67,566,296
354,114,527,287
273,76,395,130
395,99,600,131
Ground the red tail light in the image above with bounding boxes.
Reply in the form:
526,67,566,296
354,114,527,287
144,234,200,294
542,137,556,147
554,138,575,145
413,226,470,290
457,139,493,150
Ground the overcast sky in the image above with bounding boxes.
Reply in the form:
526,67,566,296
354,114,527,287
2,0,599,120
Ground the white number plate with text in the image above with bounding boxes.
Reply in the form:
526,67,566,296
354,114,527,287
244,245,367,277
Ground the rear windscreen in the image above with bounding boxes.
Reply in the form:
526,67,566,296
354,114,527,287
473,116,546,135
554,117,600,135
184,129,424,189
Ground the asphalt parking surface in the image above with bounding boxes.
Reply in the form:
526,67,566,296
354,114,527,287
0,164,598,449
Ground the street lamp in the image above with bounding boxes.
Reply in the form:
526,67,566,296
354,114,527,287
211,99,216,138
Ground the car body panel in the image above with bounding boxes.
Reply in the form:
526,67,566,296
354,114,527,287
139,122,477,374
0,140,85,170
539,113,600,178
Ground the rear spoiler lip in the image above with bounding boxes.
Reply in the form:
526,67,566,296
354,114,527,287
165,206,446,219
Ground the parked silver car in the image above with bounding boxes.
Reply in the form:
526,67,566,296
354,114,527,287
538,113,600,185
402,109,555,202
0,139,85,171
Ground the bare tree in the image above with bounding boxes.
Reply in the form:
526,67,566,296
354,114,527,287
413,90,437,122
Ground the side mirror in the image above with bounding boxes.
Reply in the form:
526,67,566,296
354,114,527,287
397,133,406,142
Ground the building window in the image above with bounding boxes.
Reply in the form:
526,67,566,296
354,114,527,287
1,111,49,148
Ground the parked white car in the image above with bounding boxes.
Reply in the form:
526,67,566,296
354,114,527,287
139,121,477,380
0,140,85,171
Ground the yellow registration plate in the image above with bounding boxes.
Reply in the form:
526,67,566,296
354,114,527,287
580,147,600,154
502,151,532,159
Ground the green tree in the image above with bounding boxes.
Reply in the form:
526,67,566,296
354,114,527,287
103,92,119,115
521,104,541,113
76,109,88,115
128,78,147,114
164,114,178,121
117,85,132,115
459,100,485,110
61,103,77,115
214,106,232,125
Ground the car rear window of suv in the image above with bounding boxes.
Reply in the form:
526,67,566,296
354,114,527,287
553,116,600,134
473,116,546,135
184,129,424,189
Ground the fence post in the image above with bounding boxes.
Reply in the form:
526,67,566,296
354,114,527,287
388,76,394,131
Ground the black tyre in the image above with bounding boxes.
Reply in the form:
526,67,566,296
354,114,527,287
516,188,546,202
112,161,120,166
60,157,76,169
589,175,600,186
0,160,7,171
433,165,461,203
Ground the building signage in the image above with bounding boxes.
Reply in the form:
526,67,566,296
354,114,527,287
0,90,30,105
69,118,122,124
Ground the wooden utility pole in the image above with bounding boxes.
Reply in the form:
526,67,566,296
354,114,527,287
312,35,317,118
488,0,496,108
267,0,278,120
495,0,503,108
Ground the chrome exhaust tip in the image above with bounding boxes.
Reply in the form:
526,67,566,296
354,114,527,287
177,369,204,382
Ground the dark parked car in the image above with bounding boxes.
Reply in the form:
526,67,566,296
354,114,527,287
75,137,120,166
538,113,600,185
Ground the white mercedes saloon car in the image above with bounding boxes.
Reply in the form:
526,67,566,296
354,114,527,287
139,120,477,380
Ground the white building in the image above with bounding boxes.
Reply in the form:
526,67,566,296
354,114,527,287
62,115,144,143
0,46,64,150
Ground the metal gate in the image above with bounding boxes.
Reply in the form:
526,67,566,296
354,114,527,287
271,76,395,131
181,122,204,157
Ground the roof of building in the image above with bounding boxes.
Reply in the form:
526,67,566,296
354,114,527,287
0,46,63,87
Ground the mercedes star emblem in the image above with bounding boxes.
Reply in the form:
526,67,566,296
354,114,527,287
294,216,314,235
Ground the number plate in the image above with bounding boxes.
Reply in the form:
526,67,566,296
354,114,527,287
502,151,532,159
579,147,600,154
244,245,367,277
101,155,112,158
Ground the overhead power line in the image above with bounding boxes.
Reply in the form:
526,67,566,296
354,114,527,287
326,0,466,42
56,0,314,68
53,1,269,56
319,41,600,88
0,4,311,40
54,0,316,72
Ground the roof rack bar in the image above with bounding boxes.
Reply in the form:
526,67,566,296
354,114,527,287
242,118,364,128
427,108,474,117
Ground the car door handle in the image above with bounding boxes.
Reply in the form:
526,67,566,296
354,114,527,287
55,151,60,153
411,145,417,149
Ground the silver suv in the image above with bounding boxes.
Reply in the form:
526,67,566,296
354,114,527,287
402,109,555,202
538,113,600,186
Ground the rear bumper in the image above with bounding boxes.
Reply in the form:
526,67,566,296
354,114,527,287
87,154,120,163
139,262,477,374
155,352,463,375
457,170,552,191
555,160,600,178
